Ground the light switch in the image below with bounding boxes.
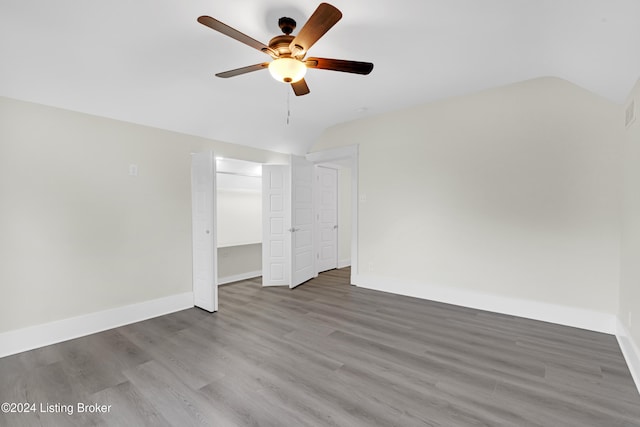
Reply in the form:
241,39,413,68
129,164,138,176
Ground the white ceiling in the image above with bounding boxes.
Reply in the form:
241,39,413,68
2,0,640,155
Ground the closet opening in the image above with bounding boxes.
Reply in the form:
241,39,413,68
215,157,263,286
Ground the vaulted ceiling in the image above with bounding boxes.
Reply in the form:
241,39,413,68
2,0,639,155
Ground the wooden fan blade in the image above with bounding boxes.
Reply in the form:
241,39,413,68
215,63,269,78
305,57,374,75
198,16,274,56
289,3,342,57
291,78,310,96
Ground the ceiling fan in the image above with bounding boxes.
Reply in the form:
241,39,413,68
197,2,374,96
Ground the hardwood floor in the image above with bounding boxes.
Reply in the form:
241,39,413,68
1,267,639,426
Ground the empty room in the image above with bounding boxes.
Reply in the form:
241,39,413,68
1,1,640,426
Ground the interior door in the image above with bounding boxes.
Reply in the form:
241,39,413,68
191,151,218,312
262,165,290,286
316,166,338,272
290,155,315,288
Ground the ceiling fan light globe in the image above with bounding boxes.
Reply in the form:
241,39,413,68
268,58,307,83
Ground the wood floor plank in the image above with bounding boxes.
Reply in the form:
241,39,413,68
88,381,173,427
122,360,237,427
1,267,639,426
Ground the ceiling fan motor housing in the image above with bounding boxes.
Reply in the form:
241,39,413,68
268,34,297,58
269,17,306,83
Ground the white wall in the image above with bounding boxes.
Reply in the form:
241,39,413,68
312,77,622,320
217,189,262,247
216,187,263,284
620,77,640,369
0,96,287,334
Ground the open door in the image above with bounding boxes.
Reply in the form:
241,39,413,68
316,165,338,273
306,144,359,282
262,165,290,286
191,151,218,312
290,155,315,288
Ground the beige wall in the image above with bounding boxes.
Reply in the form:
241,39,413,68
313,77,622,314
1,75,631,337
621,78,640,345
0,96,287,333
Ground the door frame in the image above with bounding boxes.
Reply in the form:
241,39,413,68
306,145,359,279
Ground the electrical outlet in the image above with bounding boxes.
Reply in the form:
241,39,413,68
367,261,374,273
129,164,138,176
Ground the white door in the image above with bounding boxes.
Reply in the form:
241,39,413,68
290,155,315,288
316,166,338,272
191,151,218,312
262,165,290,286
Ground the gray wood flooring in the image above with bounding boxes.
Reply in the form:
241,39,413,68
1,267,639,426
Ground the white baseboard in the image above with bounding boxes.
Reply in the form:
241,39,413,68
338,258,351,269
0,292,194,359
218,270,262,285
616,320,640,395
352,273,617,334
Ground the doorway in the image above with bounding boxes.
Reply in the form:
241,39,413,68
307,145,359,280
215,158,264,285
315,165,338,273
194,146,358,307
